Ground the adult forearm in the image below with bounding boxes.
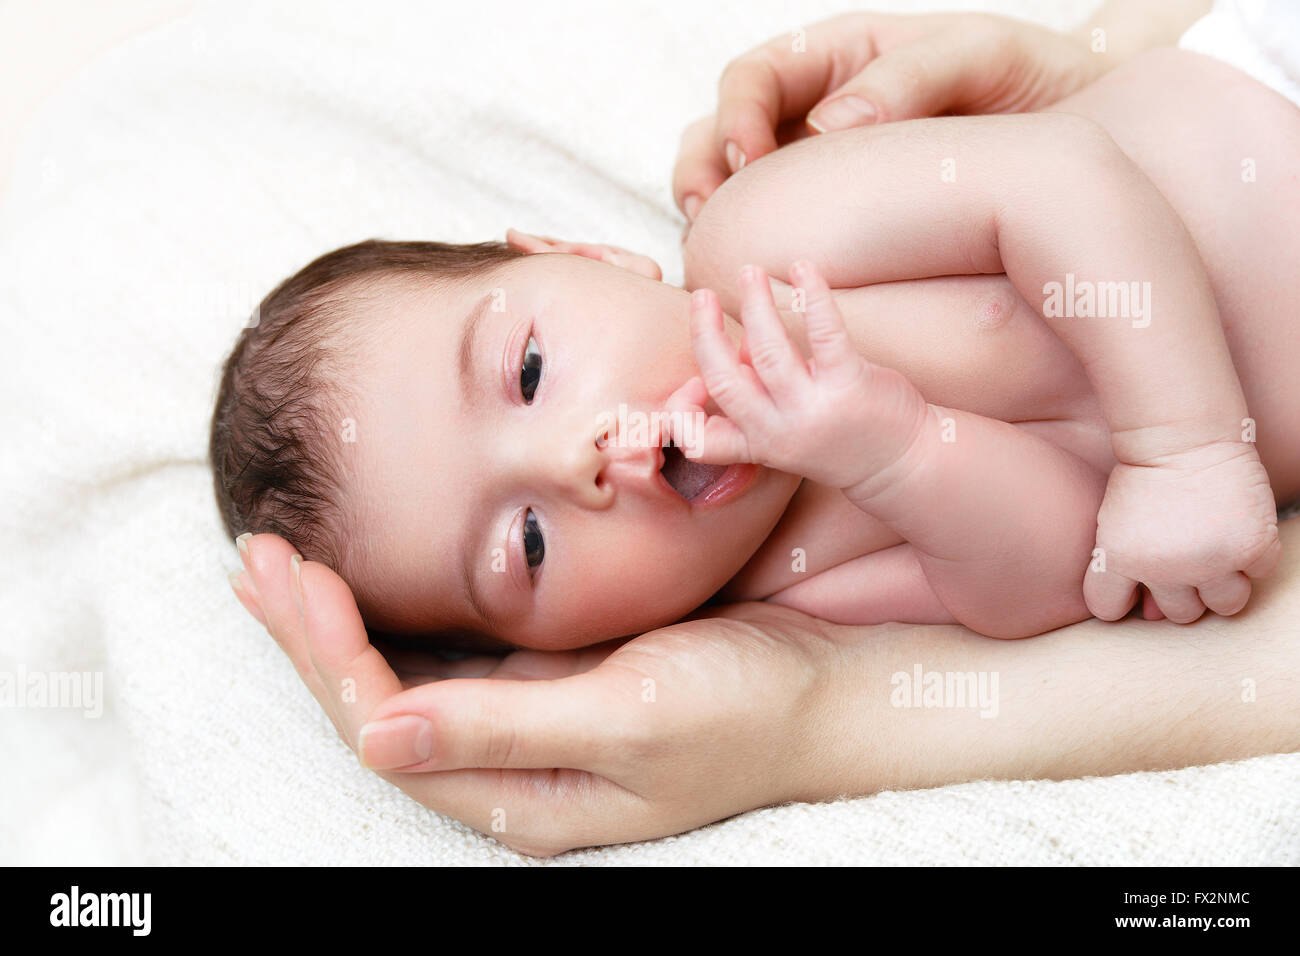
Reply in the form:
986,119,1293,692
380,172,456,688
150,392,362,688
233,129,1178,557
804,518,1300,802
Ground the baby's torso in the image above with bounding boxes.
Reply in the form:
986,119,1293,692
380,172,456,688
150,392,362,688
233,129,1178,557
720,49,1300,606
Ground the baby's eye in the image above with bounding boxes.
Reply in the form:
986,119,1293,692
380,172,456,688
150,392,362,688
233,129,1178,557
522,509,544,574
520,335,542,404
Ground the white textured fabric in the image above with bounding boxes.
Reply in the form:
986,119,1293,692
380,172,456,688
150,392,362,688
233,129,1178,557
4,0,1298,866
1180,0,1300,108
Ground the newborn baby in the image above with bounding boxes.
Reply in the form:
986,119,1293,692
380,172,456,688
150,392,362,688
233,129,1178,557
211,46,1298,651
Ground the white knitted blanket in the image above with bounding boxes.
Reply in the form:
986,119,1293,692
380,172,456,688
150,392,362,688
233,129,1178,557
3,0,1297,865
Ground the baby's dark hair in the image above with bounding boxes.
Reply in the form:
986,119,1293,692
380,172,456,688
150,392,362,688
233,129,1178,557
209,238,524,580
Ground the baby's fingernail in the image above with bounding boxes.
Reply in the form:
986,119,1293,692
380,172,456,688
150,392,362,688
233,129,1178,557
682,194,702,221
724,140,746,173
359,715,434,769
691,289,711,310
808,96,876,133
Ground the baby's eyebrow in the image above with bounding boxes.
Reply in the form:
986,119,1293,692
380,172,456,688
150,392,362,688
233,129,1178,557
457,291,494,405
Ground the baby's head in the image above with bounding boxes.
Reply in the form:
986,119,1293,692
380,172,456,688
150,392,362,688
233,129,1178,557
210,239,799,651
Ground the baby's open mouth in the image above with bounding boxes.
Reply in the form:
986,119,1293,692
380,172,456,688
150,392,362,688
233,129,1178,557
660,443,729,501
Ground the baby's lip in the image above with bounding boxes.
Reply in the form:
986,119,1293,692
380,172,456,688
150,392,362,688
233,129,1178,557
601,441,677,503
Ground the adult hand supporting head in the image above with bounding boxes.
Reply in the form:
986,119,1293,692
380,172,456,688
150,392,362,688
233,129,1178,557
230,513,1300,857
230,533,844,857
673,10,1108,223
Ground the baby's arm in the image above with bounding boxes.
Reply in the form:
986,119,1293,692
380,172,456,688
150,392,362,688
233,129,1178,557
676,264,1106,639
685,112,1279,622
853,404,1106,638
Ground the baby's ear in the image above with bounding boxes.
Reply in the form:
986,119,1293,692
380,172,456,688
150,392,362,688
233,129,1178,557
505,228,663,280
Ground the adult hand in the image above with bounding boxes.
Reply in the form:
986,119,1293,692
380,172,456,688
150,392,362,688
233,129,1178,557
229,532,848,856
228,518,1300,857
674,11,1108,221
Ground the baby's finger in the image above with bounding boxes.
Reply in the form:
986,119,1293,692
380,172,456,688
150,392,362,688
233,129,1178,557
359,672,628,775
1083,565,1139,622
663,375,710,421
791,260,856,378
737,264,807,403
688,415,756,465
1244,532,1282,580
1140,587,1165,621
663,375,749,463
296,557,406,752
1197,571,1252,617
690,288,774,429
1146,584,1206,625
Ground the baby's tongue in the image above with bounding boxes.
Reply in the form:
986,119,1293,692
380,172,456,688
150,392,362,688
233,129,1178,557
662,446,728,501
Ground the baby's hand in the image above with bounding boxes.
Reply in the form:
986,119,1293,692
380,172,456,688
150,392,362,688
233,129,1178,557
668,262,928,495
1084,444,1281,623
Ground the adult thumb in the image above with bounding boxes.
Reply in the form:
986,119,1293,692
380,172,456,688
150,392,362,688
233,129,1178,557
808,35,981,131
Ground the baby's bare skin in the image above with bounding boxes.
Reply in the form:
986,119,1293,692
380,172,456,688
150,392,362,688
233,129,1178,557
686,49,1300,623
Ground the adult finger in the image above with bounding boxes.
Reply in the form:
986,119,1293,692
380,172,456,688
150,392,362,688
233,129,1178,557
677,14,878,213
673,115,729,221
713,15,894,170
358,670,636,774
227,568,266,629
807,30,1001,131
296,557,405,751
238,533,317,684
384,765,650,857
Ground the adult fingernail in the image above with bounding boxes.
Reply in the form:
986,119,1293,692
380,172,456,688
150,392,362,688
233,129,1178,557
228,569,268,626
724,140,746,173
682,193,702,221
808,96,876,132
359,715,434,769
235,532,252,564
290,553,303,615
